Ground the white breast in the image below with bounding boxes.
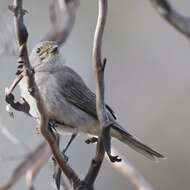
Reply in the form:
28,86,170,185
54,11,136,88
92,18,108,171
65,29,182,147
19,76,40,118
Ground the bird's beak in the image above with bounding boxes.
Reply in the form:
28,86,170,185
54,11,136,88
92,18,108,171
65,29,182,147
50,45,58,54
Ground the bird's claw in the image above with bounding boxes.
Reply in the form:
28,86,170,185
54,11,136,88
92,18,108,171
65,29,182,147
85,137,98,144
108,155,122,163
85,136,122,162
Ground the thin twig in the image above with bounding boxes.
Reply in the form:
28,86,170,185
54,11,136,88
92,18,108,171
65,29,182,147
91,0,121,164
149,0,190,38
78,0,109,189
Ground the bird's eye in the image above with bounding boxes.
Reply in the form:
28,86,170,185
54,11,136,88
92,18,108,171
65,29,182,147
36,48,41,54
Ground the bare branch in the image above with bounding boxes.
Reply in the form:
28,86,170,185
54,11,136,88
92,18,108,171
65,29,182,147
149,0,190,38
77,0,109,189
85,0,109,181
92,0,120,163
9,0,80,188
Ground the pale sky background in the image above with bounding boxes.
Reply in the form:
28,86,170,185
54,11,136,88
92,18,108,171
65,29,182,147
0,0,190,190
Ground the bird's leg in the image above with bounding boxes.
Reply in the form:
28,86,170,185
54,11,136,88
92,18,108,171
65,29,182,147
48,119,58,134
48,120,77,156
85,131,121,162
48,121,69,161
85,132,121,162
48,122,67,190
102,126,122,163
51,131,77,190
62,133,77,154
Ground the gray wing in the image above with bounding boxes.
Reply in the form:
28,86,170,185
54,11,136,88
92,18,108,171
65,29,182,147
56,65,116,119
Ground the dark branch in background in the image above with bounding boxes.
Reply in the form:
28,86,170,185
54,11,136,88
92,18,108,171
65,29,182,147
149,0,190,38
42,0,79,46
0,142,51,190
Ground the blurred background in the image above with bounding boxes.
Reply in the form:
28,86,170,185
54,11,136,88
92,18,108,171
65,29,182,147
0,0,190,189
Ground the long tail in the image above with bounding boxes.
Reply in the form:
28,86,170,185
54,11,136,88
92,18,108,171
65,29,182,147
112,124,165,161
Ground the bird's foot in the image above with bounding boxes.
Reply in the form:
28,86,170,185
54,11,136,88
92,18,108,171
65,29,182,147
102,127,122,163
108,154,122,163
85,137,98,144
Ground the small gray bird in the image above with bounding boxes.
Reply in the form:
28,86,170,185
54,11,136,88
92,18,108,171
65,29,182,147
19,41,164,161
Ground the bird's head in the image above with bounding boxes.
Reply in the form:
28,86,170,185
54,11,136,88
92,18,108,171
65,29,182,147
30,41,60,70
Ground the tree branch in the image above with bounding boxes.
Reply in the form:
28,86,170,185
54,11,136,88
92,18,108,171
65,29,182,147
149,0,190,38
9,0,80,188
77,0,111,189
4,0,144,189
92,0,120,163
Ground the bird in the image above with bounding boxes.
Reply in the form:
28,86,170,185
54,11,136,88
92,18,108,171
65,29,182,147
19,40,165,161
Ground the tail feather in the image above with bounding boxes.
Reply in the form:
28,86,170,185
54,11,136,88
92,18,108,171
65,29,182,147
112,124,165,161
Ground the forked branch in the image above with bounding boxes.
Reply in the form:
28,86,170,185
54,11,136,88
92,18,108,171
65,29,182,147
3,0,151,189
8,0,80,188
